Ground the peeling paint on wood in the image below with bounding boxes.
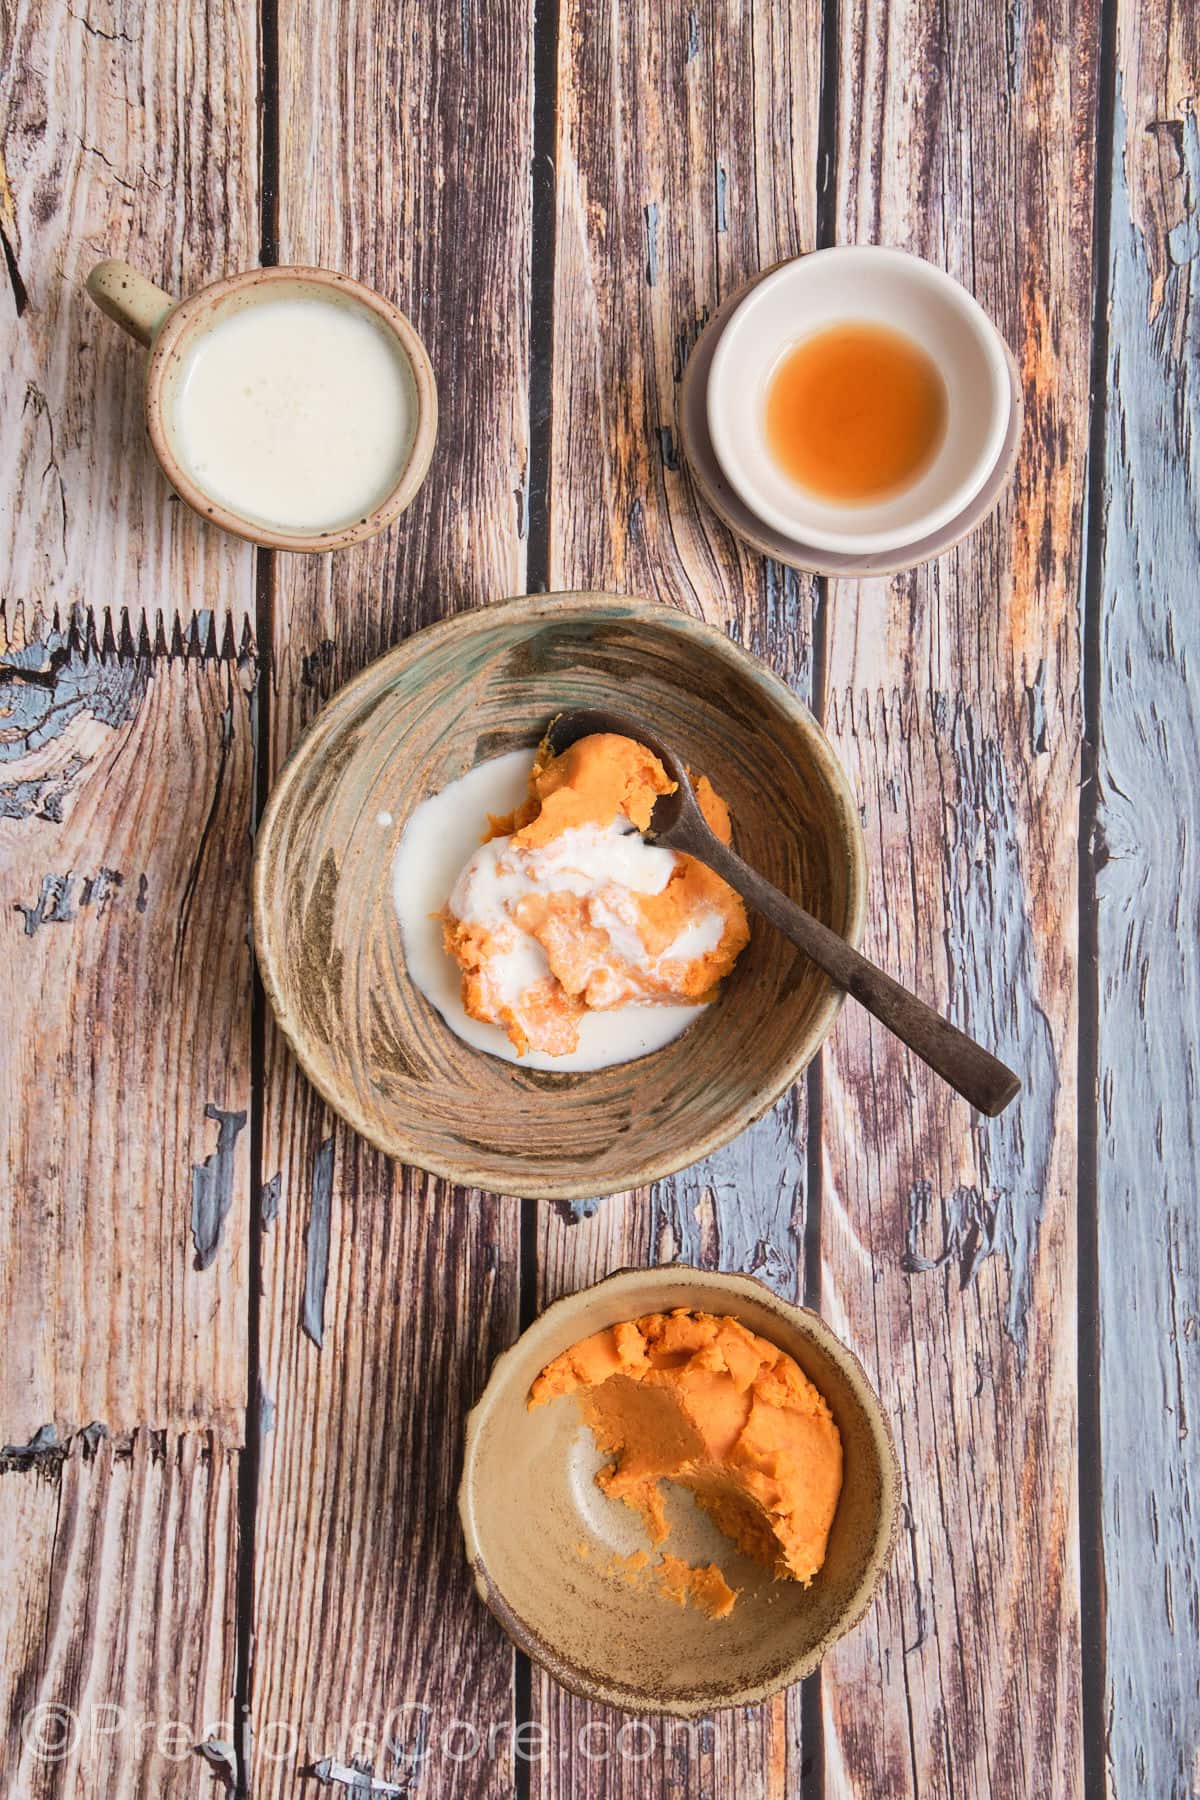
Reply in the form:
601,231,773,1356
0,1421,110,1473
309,1758,414,1795
15,871,78,933
652,1088,807,1295
301,1136,335,1348
0,1423,63,1471
0,756,88,823
0,610,147,821
14,866,125,933
1024,657,1049,755
941,705,1059,1357
552,1197,604,1224
260,1171,282,1227
193,1735,238,1788
191,1105,249,1272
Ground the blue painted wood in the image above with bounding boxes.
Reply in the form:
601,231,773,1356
1095,29,1200,1797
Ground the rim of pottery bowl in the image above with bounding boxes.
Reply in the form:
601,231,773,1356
457,1264,902,1715
252,591,868,1198
146,264,438,553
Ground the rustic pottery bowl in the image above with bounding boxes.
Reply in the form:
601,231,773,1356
458,1265,901,1715
253,592,866,1199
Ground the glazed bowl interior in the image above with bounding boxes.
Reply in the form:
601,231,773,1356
459,1266,900,1715
253,592,865,1199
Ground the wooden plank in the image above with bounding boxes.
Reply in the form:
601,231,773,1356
0,6,258,1794
535,2,822,1793
1,616,256,1441
0,1428,240,1797
248,1,533,1790
818,0,1097,1792
1094,4,1200,1792
0,0,258,1438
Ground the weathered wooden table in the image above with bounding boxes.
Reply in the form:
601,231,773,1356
2,0,1196,1793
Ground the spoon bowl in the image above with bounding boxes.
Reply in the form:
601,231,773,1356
545,705,696,838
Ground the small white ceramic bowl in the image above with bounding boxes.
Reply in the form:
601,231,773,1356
706,247,1012,556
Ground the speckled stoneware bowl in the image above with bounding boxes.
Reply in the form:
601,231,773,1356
458,1265,901,1715
253,592,866,1199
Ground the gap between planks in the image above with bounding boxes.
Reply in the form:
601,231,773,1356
1075,0,1120,1792
233,0,281,1783
514,0,563,1791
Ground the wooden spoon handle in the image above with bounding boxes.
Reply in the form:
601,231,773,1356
692,831,1020,1118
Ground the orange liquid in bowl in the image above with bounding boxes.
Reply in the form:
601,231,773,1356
765,322,947,503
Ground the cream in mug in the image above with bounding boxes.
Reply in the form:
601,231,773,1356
171,293,418,533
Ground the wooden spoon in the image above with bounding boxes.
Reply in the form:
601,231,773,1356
546,707,1020,1118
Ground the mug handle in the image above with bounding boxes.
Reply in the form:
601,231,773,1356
86,259,176,347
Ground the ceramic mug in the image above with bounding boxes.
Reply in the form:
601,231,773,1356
706,246,1012,557
86,259,438,552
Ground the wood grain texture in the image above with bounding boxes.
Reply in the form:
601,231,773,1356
1,611,256,1441
0,1428,239,1797
1095,2,1200,1792
0,0,258,1438
248,1,532,1790
817,0,1097,1792
534,1,822,1792
0,8,258,1795
0,0,259,635
4,2,1192,1795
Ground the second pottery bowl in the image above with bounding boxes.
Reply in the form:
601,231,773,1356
253,592,866,1198
459,1265,901,1714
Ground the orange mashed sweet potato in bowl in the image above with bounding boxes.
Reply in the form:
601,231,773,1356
458,1263,900,1715
529,1307,844,1615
